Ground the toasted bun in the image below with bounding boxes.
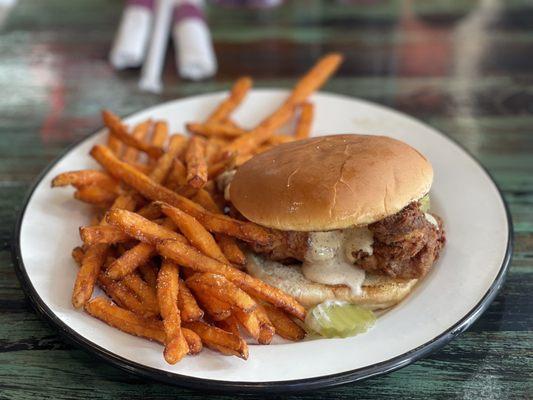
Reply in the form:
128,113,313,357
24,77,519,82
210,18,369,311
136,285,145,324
246,254,417,310
230,134,433,231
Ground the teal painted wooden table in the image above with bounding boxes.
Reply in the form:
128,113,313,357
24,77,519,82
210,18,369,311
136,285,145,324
1,0,532,398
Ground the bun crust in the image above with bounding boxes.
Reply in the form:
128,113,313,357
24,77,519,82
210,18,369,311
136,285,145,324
230,134,433,231
246,254,417,310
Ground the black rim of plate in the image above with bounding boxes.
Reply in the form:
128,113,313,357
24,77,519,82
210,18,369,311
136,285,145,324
11,92,513,394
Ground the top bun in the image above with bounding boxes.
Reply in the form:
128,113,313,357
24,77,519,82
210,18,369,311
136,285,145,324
229,134,433,231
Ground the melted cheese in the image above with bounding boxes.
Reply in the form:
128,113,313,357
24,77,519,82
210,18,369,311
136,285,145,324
302,227,373,295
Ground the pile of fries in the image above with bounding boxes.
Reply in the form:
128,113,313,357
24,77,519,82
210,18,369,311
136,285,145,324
52,53,343,364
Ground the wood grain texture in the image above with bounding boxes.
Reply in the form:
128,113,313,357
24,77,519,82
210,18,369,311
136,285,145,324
1,0,532,398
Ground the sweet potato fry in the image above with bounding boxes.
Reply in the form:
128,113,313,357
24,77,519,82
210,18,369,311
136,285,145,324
222,119,241,130
183,321,248,359
191,189,220,213
72,243,108,308
158,202,228,264
71,246,85,265
151,121,168,148
80,225,131,246
165,330,189,362
121,273,159,314
109,192,139,212
91,144,275,245
85,297,165,343
178,279,204,322
170,134,189,157
207,136,229,149
233,308,262,342
216,234,246,266
156,240,306,320
266,134,295,146
203,180,217,196
295,102,314,140
105,209,187,245
107,131,123,156
215,315,240,336
207,154,236,180
149,135,188,184
193,290,232,321
166,158,187,186
187,273,257,314
130,162,152,175
102,110,163,159
106,242,155,280
123,120,152,163
254,304,276,344
206,77,252,123
205,138,222,166
74,186,117,207
97,272,156,318
52,170,118,193
185,136,208,189
182,328,203,355
138,262,159,289
224,53,343,155
254,144,273,155
235,153,253,167
187,122,247,139
136,202,163,220
195,193,226,221
263,304,306,341
157,260,189,364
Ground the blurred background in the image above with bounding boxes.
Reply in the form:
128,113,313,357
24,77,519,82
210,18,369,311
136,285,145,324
1,0,531,399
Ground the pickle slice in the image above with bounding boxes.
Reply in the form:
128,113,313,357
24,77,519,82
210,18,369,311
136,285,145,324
419,194,431,212
305,301,376,338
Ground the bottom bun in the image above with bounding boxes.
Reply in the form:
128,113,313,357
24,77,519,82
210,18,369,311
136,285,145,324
246,254,418,310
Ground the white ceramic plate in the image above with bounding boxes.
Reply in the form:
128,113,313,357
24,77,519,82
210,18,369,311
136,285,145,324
13,90,512,393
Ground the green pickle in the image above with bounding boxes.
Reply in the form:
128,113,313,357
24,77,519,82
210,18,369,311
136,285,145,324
305,301,376,338
419,194,430,212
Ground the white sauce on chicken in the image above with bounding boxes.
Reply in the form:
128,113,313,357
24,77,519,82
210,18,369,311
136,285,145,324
302,227,373,295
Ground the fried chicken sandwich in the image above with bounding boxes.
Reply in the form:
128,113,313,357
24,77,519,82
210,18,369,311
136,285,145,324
224,134,445,310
